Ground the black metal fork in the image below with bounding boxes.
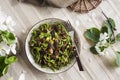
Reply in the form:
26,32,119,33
66,21,84,71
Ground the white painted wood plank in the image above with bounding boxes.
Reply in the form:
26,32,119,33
1,0,120,80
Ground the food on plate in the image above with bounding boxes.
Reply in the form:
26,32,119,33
29,22,75,71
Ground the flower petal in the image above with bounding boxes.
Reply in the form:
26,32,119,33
10,44,16,55
0,50,6,56
5,16,16,27
18,72,26,80
0,11,7,25
0,41,10,55
0,24,8,31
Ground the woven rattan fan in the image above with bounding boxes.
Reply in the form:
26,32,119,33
69,0,102,13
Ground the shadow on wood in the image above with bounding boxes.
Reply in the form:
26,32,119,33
17,0,47,7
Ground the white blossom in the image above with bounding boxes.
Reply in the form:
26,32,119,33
0,40,17,55
5,16,16,27
101,40,107,46
95,32,109,55
0,41,10,55
18,72,26,80
95,44,106,55
0,50,6,56
0,10,15,31
0,9,17,56
0,24,8,31
10,44,16,55
0,10,7,25
99,32,109,41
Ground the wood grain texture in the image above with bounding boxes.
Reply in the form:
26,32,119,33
0,0,120,80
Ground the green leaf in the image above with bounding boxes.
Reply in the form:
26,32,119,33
2,65,9,75
0,56,8,77
116,33,120,42
116,51,120,66
103,22,112,37
90,46,98,55
0,35,3,43
101,26,108,33
2,30,16,45
103,18,116,37
0,56,17,77
7,77,14,80
0,72,3,77
0,56,6,69
84,28,100,43
5,56,17,64
107,18,116,30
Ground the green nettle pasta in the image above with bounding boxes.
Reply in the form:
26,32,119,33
29,22,75,71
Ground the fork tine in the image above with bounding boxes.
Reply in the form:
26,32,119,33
65,20,73,32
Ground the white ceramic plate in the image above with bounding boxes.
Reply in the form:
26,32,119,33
25,18,77,74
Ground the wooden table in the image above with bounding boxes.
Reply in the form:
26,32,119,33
1,0,120,80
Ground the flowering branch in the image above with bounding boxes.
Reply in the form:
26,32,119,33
84,17,120,66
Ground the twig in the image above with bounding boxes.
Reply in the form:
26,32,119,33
102,11,116,41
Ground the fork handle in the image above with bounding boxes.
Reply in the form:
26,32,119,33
74,47,84,71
